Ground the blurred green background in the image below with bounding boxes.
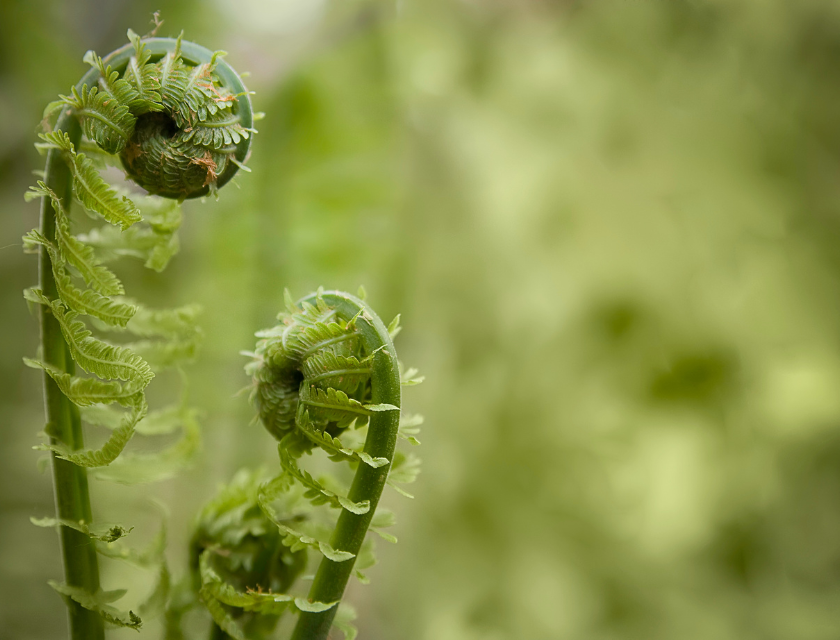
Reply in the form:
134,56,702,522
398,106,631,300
4,0,840,638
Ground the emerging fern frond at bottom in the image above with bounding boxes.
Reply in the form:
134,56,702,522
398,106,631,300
189,469,308,639
198,288,423,640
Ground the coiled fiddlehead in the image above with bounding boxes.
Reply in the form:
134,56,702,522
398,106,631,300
217,289,422,640
189,469,308,639
46,29,254,199
24,26,254,639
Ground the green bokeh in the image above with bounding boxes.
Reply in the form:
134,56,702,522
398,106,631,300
3,1,840,638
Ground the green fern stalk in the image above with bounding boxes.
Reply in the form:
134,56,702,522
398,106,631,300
187,290,422,639
288,291,402,639
38,118,103,640
28,28,254,639
197,289,423,640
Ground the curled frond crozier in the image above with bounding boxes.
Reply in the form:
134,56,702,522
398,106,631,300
248,293,374,443
54,30,254,199
190,469,307,639
244,290,422,640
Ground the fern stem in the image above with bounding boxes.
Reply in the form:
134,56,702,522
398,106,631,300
40,117,105,640
35,36,253,638
290,292,401,640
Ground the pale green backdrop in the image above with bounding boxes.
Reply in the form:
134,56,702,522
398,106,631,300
2,1,840,638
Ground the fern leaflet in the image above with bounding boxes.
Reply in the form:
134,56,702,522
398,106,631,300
40,132,142,230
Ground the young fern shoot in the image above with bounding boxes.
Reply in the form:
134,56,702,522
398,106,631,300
193,290,422,639
25,27,254,639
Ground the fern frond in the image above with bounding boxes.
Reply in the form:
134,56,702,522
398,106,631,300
94,407,200,484
60,85,136,154
278,442,370,515
28,289,153,386
29,31,253,640
22,230,135,326
247,291,419,639
39,399,148,468
122,30,163,113
26,182,124,295
31,516,132,543
24,359,143,408
48,582,142,629
39,132,141,230
386,451,421,499
296,409,388,468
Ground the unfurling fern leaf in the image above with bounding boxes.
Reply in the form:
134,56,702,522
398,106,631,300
25,25,255,639
39,131,142,229
122,30,164,113
181,110,252,148
26,182,125,295
77,193,184,272
58,85,136,154
48,582,142,630
187,469,307,639
24,359,144,408
239,290,422,640
31,516,133,543
43,398,149,468
23,229,136,327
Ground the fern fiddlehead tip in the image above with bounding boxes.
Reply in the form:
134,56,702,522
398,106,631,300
190,469,307,637
239,290,420,640
56,30,254,200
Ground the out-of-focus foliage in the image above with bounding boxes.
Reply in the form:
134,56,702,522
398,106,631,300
4,0,840,639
